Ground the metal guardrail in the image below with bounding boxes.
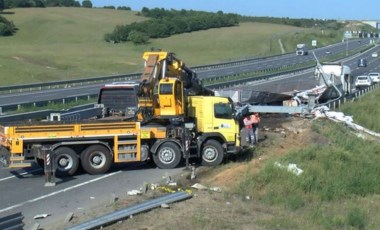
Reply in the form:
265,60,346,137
0,94,98,114
66,191,192,230
0,104,101,124
0,212,24,230
0,73,140,94
325,83,380,110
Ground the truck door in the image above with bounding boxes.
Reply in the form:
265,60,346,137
212,102,237,142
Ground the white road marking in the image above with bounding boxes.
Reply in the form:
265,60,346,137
0,169,43,182
0,171,122,214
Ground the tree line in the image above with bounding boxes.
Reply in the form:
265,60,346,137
239,16,345,30
0,0,93,9
104,8,239,44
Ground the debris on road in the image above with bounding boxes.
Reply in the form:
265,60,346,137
191,183,208,190
160,203,170,209
33,214,50,219
64,212,74,223
127,190,142,196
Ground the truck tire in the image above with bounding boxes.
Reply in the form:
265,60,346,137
153,142,181,169
81,145,112,175
54,147,79,177
201,140,224,166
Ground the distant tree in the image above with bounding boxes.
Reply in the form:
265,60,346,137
0,15,16,36
13,0,36,7
0,0,4,11
103,5,115,9
46,0,60,6
117,6,131,11
82,0,92,8
3,0,11,9
61,0,76,7
128,30,149,44
74,1,80,7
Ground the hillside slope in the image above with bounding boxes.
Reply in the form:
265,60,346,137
0,7,304,85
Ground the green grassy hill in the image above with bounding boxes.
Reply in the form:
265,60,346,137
0,7,341,86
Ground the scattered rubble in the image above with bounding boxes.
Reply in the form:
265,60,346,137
314,106,380,140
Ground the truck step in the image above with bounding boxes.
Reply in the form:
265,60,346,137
8,162,32,168
10,156,25,161
9,155,32,168
118,150,137,154
118,140,137,145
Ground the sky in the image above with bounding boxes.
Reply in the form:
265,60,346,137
91,0,379,21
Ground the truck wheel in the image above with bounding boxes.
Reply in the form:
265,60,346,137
153,142,181,169
81,145,112,175
201,140,224,166
54,147,79,177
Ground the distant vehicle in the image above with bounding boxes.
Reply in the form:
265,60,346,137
371,52,378,58
296,44,308,55
368,72,380,83
355,75,372,87
325,50,331,54
357,58,367,67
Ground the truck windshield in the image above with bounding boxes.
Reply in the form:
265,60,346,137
214,103,233,119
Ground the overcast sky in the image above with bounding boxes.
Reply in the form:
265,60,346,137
91,0,379,20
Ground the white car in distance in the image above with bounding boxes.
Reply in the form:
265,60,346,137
368,72,380,83
355,75,373,87
372,52,378,58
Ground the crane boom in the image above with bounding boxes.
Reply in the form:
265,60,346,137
136,51,213,122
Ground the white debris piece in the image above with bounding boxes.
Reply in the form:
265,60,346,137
33,214,50,219
127,190,142,196
160,203,170,209
191,183,208,190
150,183,159,190
313,106,380,139
190,166,196,180
274,162,304,176
209,187,222,193
287,163,304,176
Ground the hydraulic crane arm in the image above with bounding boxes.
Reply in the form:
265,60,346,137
136,51,213,122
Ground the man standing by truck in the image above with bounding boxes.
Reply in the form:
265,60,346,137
243,113,260,146
251,113,261,144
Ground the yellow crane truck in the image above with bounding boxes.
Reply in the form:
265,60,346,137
0,51,241,176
